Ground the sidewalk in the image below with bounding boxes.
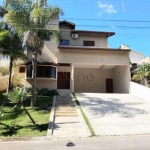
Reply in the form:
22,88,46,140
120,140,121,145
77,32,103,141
47,96,90,138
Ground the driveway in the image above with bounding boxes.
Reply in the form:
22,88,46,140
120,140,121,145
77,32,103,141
76,93,150,136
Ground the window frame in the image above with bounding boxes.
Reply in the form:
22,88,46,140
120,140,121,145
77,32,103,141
83,41,95,46
19,66,26,73
59,39,69,45
26,65,57,79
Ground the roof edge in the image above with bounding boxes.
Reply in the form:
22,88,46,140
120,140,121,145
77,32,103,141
58,45,131,52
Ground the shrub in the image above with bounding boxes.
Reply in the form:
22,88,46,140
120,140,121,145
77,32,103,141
37,88,59,97
40,102,48,110
0,93,7,106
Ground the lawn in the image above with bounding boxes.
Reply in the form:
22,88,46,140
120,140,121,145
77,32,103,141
0,95,53,138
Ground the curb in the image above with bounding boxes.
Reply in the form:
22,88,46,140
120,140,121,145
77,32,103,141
47,96,56,138
73,95,92,137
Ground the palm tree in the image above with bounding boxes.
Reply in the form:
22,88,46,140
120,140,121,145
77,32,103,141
132,63,150,87
1,0,63,106
8,87,36,124
0,24,26,93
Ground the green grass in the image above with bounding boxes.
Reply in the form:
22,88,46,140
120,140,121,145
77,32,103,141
0,95,53,138
73,93,95,136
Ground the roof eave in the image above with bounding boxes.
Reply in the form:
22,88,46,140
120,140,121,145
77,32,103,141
58,46,131,52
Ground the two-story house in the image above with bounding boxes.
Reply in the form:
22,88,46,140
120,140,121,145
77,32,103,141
21,19,131,95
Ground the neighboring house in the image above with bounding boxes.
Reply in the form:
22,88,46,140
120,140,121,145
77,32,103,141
20,19,131,95
0,55,10,66
139,56,150,64
120,44,150,87
119,44,145,70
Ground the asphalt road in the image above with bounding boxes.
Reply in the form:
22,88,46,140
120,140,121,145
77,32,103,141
0,136,150,150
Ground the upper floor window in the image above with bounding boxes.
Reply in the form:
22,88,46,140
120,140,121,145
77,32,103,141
59,39,69,45
83,41,95,46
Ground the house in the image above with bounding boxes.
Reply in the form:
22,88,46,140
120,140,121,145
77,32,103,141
119,44,145,70
21,19,131,95
119,44,150,87
0,55,10,66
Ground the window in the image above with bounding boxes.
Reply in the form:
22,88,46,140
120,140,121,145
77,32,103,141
19,66,25,73
51,67,56,78
83,41,95,46
26,65,56,79
59,39,69,45
26,65,32,78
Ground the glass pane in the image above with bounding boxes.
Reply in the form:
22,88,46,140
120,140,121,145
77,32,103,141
26,65,32,77
51,67,56,78
45,69,51,77
59,39,69,45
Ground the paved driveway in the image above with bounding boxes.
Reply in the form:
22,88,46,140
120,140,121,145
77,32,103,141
76,93,150,136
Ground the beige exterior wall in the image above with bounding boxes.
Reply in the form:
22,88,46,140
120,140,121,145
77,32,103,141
58,49,130,65
12,66,26,87
26,17,59,62
0,75,8,92
25,79,57,89
60,29,108,47
112,65,130,93
74,68,113,93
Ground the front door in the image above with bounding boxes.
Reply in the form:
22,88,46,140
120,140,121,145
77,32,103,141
57,72,70,89
106,79,113,93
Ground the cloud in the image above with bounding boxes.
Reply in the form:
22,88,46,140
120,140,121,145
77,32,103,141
110,26,116,29
98,1,117,14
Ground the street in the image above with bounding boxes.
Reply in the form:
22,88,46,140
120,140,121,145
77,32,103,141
0,135,150,150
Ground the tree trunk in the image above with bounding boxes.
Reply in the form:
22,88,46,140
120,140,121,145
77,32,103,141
21,101,36,124
31,49,37,107
7,56,13,93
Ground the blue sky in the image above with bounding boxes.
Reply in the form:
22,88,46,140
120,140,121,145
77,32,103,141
0,0,149,57
48,0,150,57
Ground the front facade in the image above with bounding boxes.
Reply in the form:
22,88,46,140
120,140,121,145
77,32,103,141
22,19,131,95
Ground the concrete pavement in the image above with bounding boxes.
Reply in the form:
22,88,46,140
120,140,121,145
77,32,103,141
47,96,90,138
1,136,150,150
76,93,150,136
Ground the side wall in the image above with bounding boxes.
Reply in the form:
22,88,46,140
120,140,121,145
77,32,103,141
112,65,130,93
130,81,150,101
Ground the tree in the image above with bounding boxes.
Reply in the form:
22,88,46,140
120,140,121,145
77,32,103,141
2,0,63,106
7,87,36,124
132,63,150,87
0,25,26,93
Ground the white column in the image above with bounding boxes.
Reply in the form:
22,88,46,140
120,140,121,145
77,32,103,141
70,63,74,93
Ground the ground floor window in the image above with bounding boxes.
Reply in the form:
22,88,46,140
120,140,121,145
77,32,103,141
26,65,56,79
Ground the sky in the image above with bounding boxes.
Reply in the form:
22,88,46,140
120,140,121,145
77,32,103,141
0,0,150,57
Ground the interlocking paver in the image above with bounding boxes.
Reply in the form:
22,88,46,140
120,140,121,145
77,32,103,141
76,93,150,136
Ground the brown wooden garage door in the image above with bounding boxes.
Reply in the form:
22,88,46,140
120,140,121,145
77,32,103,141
57,72,70,89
